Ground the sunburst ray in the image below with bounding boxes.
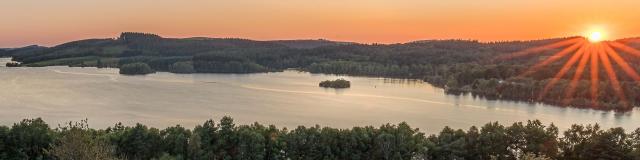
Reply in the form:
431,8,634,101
538,44,587,100
512,35,640,109
563,45,592,105
609,41,640,57
598,44,629,109
603,42,640,81
519,41,586,77
589,43,600,105
498,37,583,60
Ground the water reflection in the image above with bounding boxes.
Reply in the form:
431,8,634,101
1,58,640,134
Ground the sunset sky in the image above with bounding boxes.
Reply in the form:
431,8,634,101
1,0,640,47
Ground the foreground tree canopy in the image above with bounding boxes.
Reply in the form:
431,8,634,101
1,117,640,160
4,32,640,110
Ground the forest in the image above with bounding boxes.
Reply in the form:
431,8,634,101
1,117,640,160
4,32,640,111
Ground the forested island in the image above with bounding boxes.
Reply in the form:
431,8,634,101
119,62,155,75
319,79,351,88
1,117,639,160
4,32,640,111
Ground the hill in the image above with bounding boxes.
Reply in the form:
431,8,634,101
7,32,640,111
270,39,354,49
0,45,45,57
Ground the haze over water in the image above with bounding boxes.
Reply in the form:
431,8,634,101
1,58,639,133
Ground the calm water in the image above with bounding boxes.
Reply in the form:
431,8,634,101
1,58,639,134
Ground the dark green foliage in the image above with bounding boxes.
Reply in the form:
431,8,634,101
506,120,559,158
559,124,634,160
5,45,48,62
160,125,191,158
193,53,269,73
0,126,9,159
319,79,351,88
4,118,53,160
425,126,468,160
119,32,162,43
108,123,163,159
306,61,416,78
4,117,640,159
168,61,195,74
189,119,218,159
148,57,192,71
119,62,155,75
47,120,119,160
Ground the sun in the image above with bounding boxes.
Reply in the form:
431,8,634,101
588,31,603,43
497,29,640,110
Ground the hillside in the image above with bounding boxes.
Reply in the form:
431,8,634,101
6,32,640,111
270,39,354,49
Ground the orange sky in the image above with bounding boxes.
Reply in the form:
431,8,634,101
1,0,640,47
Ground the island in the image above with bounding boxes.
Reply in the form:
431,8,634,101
119,62,155,75
319,79,351,88
5,62,20,67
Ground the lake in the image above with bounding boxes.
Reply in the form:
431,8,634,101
1,58,639,134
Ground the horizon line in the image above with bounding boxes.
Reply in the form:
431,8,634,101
3,32,639,48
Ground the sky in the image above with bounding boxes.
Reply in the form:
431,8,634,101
1,0,640,47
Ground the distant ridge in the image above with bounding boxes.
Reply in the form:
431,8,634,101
5,45,45,50
269,39,355,49
0,45,46,57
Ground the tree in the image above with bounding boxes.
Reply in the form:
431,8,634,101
628,128,640,159
559,124,601,160
580,128,632,159
47,120,119,160
160,125,191,158
425,126,467,160
110,123,163,159
168,61,195,74
190,119,219,159
0,126,9,159
319,79,351,88
119,62,155,75
217,116,238,159
236,125,266,160
477,122,510,159
506,120,559,158
5,118,53,159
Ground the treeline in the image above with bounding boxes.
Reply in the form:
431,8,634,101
2,117,640,160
